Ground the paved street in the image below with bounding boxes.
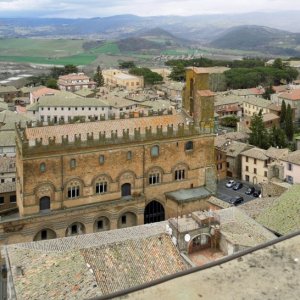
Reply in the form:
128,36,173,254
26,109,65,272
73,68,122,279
217,179,260,206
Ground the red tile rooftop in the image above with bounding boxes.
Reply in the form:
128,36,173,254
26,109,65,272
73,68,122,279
279,89,300,101
197,90,215,97
25,112,190,142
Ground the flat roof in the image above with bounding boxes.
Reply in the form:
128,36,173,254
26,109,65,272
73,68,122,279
165,187,212,202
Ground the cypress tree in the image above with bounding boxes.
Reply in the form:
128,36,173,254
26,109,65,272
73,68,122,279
249,110,270,149
285,104,294,141
94,65,105,87
280,100,286,128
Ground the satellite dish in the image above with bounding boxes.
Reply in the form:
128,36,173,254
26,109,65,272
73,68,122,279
172,236,177,245
184,234,191,242
168,228,173,235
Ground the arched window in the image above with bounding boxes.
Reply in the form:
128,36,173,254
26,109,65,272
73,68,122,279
66,222,85,236
39,196,50,211
67,180,80,199
185,141,194,151
150,145,159,157
148,168,162,185
70,159,76,169
174,164,187,181
95,176,108,194
121,183,131,197
40,163,46,173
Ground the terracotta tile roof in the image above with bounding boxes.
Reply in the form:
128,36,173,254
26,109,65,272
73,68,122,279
216,208,276,247
197,90,215,97
58,73,90,81
31,87,59,99
241,147,268,160
257,184,300,235
282,150,300,165
25,112,189,143
248,87,265,95
263,113,279,122
279,89,300,101
265,147,289,160
267,103,282,111
3,222,187,299
82,234,187,295
272,85,289,93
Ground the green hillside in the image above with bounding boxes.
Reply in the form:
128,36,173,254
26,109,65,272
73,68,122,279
210,26,300,56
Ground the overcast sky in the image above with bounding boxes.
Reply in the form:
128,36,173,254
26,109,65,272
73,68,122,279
0,0,299,18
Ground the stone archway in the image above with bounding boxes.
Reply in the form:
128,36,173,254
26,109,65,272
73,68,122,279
144,200,165,224
65,222,85,236
33,228,56,241
118,212,137,228
94,216,110,232
188,234,211,254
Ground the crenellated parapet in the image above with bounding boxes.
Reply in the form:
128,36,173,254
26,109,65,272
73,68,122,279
15,112,215,156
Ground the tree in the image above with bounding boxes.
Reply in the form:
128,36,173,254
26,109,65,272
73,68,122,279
119,61,136,69
269,126,288,148
168,63,185,82
285,104,294,141
220,115,239,128
45,78,58,89
280,100,286,127
129,67,163,85
93,65,105,87
262,85,275,100
272,58,284,70
249,110,270,149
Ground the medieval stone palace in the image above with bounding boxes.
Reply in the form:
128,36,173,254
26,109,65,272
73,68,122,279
0,67,220,245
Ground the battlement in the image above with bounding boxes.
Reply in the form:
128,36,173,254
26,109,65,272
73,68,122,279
15,113,215,156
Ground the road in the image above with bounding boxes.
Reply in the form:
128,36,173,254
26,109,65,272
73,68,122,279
217,179,260,206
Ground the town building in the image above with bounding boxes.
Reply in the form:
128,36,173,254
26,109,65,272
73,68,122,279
241,147,269,185
0,85,18,103
102,69,144,90
0,67,218,245
57,73,96,92
214,94,243,117
272,89,300,120
29,86,59,104
26,91,151,124
0,157,16,212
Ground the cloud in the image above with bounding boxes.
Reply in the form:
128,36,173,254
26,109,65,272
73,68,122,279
0,0,299,18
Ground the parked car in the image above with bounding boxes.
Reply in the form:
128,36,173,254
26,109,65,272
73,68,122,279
226,180,235,188
233,182,243,190
245,186,255,195
253,190,261,198
230,196,244,205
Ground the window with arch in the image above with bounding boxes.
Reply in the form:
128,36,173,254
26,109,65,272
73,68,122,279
67,180,80,199
95,176,108,194
151,145,159,157
148,168,162,185
185,141,194,151
175,169,185,181
70,159,76,169
40,162,46,173
99,155,105,165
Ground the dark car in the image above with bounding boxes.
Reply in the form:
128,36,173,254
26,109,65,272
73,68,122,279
253,190,261,198
233,182,243,190
230,196,244,205
245,186,255,195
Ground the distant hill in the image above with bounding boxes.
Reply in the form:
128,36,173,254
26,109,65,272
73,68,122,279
116,37,164,52
1,12,300,42
135,27,187,45
210,25,300,56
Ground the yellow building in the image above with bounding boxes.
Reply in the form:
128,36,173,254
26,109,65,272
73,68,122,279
102,69,144,90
